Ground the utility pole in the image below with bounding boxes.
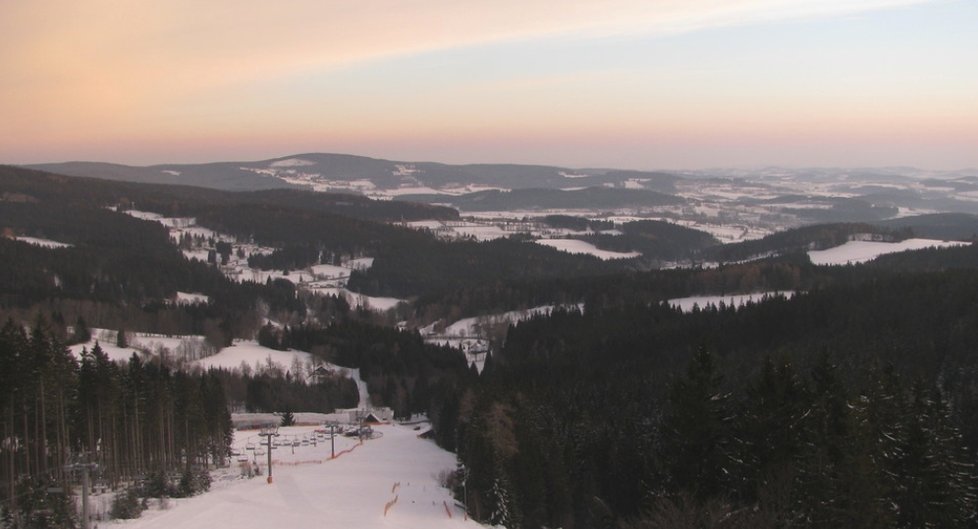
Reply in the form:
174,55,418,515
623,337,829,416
64,455,98,529
258,425,279,484
329,423,335,459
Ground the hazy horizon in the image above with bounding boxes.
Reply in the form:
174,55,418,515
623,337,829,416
16,151,978,175
3,0,977,170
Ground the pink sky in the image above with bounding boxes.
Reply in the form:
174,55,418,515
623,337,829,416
1,0,975,169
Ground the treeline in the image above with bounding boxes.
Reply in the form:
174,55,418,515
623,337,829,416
409,256,813,325
256,321,473,418
0,319,232,525
347,236,622,298
231,372,358,414
436,267,978,528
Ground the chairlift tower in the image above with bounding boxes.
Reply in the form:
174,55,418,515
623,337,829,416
64,454,98,529
258,424,279,484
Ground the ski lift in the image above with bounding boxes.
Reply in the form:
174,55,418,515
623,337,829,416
245,441,256,451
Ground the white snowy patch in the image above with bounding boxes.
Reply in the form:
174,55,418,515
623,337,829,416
13,236,72,249
269,158,315,167
438,304,579,338
347,257,374,270
622,178,648,190
808,239,969,265
68,329,210,363
668,291,795,313
308,288,405,312
310,264,353,279
174,291,210,305
535,239,641,260
195,340,313,372
160,169,182,176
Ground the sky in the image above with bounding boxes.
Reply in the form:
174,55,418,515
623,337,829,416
1,0,976,170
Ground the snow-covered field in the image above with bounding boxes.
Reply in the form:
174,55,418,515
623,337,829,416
808,238,969,265
535,238,641,260
175,291,210,305
69,333,361,386
194,340,314,372
308,287,406,312
69,329,210,363
113,424,481,529
667,291,795,312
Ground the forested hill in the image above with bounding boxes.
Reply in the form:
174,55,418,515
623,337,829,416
440,264,978,528
396,186,682,211
0,165,458,223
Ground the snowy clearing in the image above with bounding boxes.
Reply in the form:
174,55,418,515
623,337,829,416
174,291,210,305
535,238,641,260
308,287,405,312
668,291,795,313
194,340,314,372
68,329,210,363
423,304,582,373
114,424,481,529
808,238,969,265
440,304,581,338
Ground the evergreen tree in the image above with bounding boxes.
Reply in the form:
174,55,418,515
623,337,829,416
661,347,732,499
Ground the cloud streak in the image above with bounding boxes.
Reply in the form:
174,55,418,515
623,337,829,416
0,0,965,167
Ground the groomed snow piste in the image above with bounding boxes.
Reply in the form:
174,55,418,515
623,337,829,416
114,424,483,529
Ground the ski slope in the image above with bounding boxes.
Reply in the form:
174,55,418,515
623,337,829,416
114,424,483,529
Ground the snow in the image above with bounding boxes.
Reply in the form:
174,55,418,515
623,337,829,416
68,329,208,363
668,291,795,313
347,257,375,270
194,340,314,372
310,264,353,279
423,304,581,373
308,287,405,312
269,158,315,167
174,291,210,305
808,238,970,265
440,305,576,337
451,225,511,241
116,424,481,529
535,238,641,260
14,236,71,248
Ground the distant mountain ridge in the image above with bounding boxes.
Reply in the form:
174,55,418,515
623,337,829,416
27,153,682,194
